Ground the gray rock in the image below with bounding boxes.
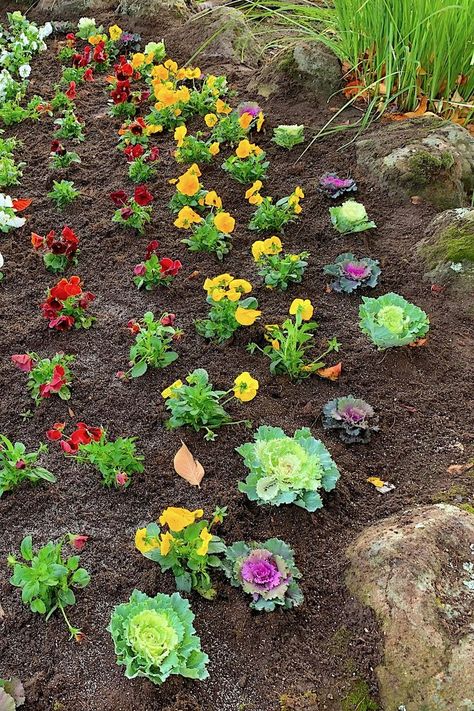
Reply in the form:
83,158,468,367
185,7,258,65
347,504,474,711
118,0,190,20
356,118,474,209
291,41,341,100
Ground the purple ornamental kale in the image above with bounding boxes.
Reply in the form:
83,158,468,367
323,252,380,293
319,173,357,199
322,396,379,444
117,33,142,52
222,539,303,611
237,101,262,118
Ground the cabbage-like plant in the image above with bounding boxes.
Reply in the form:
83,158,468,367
272,125,305,149
329,200,376,234
319,173,357,199
108,589,209,685
323,252,380,293
237,426,340,511
359,292,429,349
322,396,379,444
0,677,25,709
221,538,303,611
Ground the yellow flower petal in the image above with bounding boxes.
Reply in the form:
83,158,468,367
196,527,212,556
135,528,160,554
289,298,313,321
233,372,259,401
235,307,261,326
158,507,204,532
161,379,183,399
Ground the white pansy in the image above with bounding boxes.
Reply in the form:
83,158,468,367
0,252,4,269
39,22,53,39
19,63,31,78
0,194,14,208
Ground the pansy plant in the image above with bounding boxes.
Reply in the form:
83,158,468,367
221,538,303,611
237,426,340,512
41,276,95,330
108,590,209,684
323,252,380,293
110,185,153,234
252,236,309,291
125,312,181,378
135,506,227,599
322,396,379,444
133,241,182,290
0,192,29,233
12,352,74,405
181,210,235,260
195,274,261,343
248,187,304,232
222,140,269,184
31,226,79,273
329,199,376,235
0,434,55,497
359,292,429,349
162,368,258,440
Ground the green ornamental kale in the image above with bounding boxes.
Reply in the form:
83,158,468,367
359,292,430,349
237,426,340,511
329,199,376,235
221,538,303,612
108,589,209,685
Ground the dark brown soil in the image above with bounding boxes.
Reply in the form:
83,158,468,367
0,7,473,711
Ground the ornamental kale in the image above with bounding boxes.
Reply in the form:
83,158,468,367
319,173,357,199
322,396,379,444
329,200,376,234
0,676,25,709
0,434,55,497
8,534,90,640
323,252,380,293
221,538,303,612
272,124,305,149
11,351,74,405
359,292,430,349
108,589,209,684
135,506,227,599
237,426,340,512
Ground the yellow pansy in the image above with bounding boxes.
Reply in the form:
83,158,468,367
174,124,187,147
88,34,103,45
206,75,217,88
131,52,145,69
135,527,160,554
236,139,252,159
176,86,190,103
108,25,122,41
144,123,163,135
155,86,178,107
263,236,282,254
159,507,204,532
293,202,302,214
174,206,202,229
205,113,218,128
159,531,174,556
177,170,200,196
185,66,201,79
164,59,178,73
256,111,265,131
289,298,314,321
210,287,227,302
214,211,235,234
161,379,184,399
249,193,263,205
251,240,266,261
151,64,169,81
215,98,231,114
204,190,222,209
229,278,252,294
235,307,261,326
245,181,263,200
209,142,220,156
233,372,259,401
271,339,280,350
238,112,253,130
226,289,242,302
188,163,202,177
196,527,213,556
294,186,304,199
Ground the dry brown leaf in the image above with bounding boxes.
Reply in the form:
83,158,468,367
173,441,205,487
447,462,474,476
317,362,342,381
410,195,423,205
0,603,4,620
68,407,75,418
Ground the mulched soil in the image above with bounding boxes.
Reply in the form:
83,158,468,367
0,7,473,711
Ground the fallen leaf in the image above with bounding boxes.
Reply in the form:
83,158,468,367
386,95,428,121
12,198,32,212
324,284,332,293
447,462,474,476
317,362,342,381
187,270,200,280
68,407,75,418
399,403,417,413
431,284,446,294
173,441,205,487
0,603,4,619
367,476,395,493
408,337,428,347
410,195,422,204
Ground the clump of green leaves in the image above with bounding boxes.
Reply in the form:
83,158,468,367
136,506,227,599
272,124,305,149
359,292,430,349
48,180,79,208
182,213,232,260
175,134,216,164
252,236,309,290
8,535,90,639
222,151,269,184
0,435,55,497
0,135,25,188
249,188,303,232
125,312,181,379
108,589,209,684
67,429,144,488
53,109,85,142
210,112,246,144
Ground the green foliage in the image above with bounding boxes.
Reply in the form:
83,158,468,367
359,292,430,349
195,293,259,343
128,157,156,184
53,110,85,142
182,213,232,260
341,680,378,711
175,135,215,164
108,589,209,684
0,101,30,126
127,312,181,378
210,113,246,145
8,535,90,639
222,152,269,184
272,124,305,149
249,194,301,232
50,150,81,170
70,432,144,488
0,435,55,497
237,425,340,511
47,180,79,208
257,251,309,290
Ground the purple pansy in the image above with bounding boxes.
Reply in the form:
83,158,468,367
237,101,262,118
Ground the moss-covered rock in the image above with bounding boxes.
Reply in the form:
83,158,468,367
356,119,474,209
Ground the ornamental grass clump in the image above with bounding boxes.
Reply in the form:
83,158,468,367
252,236,309,291
323,252,380,293
359,292,429,349
162,368,258,441
237,426,340,511
330,200,376,235
322,396,379,444
8,535,90,640
248,298,340,380
0,435,55,497
196,274,261,343
221,538,303,611
135,506,227,599
108,589,209,684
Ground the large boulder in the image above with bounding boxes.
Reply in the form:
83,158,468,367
346,504,474,711
356,118,474,209
416,208,474,293
37,0,190,20
185,7,258,66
